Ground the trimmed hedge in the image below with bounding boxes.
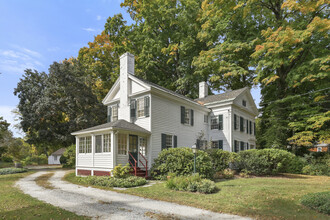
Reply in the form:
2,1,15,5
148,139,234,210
301,191,330,214
166,174,217,194
0,167,27,175
77,175,146,188
151,148,214,179
206,149,237,172
237,149,298,175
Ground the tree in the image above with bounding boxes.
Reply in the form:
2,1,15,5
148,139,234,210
0,116,10,141
14,60,106,151
195,0,330,149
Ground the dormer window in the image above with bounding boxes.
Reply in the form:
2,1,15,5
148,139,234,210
107,104,118,122
242,100,247,107
137,98,145,117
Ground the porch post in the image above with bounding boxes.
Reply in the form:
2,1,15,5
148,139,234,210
75,136,79,176
91,134,95,176
111,131,116,168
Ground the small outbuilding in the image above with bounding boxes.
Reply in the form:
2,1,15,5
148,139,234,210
48,148,66,165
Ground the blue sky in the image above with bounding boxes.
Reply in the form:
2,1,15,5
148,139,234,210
0,0,260,137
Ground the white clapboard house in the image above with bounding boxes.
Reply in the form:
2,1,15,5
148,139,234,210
72,53,258,177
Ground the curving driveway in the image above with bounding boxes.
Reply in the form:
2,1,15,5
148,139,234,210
16,171,252,220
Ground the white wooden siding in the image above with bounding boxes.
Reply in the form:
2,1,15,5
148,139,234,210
77,154,93,167
94,153,113,168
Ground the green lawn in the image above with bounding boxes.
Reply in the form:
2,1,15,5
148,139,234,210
65,172,330,220
0,171,89,220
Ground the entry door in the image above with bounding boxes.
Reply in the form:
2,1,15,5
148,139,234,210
129,135,138,166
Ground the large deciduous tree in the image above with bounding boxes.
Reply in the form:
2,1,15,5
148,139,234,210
14,60,106,152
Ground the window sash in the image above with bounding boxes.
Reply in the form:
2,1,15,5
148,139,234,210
103,134,111,152
95,135,102,153
112,106,118,121
211,116,218,130
212,141,219,149
184,109,190,124
139,137,147,156
165,135,173,149
137,98,145,117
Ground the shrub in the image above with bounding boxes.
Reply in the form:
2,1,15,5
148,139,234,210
166,174,217,194
206,149,237,172
302,154,330,176
222,168,235,179
77,175,146,188
60,145,75,168
287,156,307,174
0,167,27,175
237,149,298,175
21,154,48,166
301,191,330,214
239,169,251,178
151,148,214,179
1,156,13,162
112,164,132,178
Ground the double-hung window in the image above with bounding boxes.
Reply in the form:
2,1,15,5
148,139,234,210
79,136,92,153
166,135,173,148
211,116,218,130
184,109,190,124
112,105,118,121
137,98,145,117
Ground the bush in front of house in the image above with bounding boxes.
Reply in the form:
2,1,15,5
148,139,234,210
0,167,27,175
166,174,217,194
236,149,298,175
60,145,76,168
21,154,48,166
112,164,132,178
151,148,214,180
300,191,330,214
77,175,147,188
205,149,237,172
302,154,329,176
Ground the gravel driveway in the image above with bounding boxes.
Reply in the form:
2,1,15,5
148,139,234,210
16,171,252,220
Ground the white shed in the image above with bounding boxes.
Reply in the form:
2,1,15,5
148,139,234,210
48,148,66,165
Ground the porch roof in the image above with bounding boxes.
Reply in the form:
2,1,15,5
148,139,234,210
71,119,151,135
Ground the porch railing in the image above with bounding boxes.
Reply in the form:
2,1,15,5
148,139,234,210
128,152,137,176
138,152,148,177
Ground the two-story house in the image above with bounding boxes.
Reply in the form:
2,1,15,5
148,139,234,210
71,52,258,176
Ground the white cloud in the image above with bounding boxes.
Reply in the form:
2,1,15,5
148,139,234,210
0,46,44,75
82,27,96,32
0,105,24,138
96,15,102,21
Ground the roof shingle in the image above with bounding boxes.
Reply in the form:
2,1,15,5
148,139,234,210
195,87,248,105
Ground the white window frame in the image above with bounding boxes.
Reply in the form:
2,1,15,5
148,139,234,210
137,98,145,118
118,133,127,155
317,147,322,152
95,135,102,153
242,99,247,107
139,137,147,157
79,136,92,154
212,141,219,149
166,134,173,149
103,133,111,153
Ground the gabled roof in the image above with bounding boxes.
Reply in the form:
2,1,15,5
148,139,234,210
195,87,248,105
51,148,66,156
71,119,151,135
130,74,205,108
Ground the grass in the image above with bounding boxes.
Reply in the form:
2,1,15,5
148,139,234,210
64,172,330,220
35,172,55,189
0,171,89,219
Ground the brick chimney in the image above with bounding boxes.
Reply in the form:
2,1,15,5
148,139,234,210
199,81,208,99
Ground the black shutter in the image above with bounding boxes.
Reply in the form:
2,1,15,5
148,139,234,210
234,140,238,152
107,106,112,122
234,114,237,130
240,141,244,151
254,122,256,135
249,121,252,134
196,139,201,149
247,143,249,150
181,106,185,124
246,120,249,134
144,96,150,117
190,109,194,126
161,133,167,150
240,117,244,132
130,99,136,119
174,135,177,148
218,115,223,130
218,140,223,150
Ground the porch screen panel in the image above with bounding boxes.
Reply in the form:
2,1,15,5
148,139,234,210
118,134,127,155
103,134,111,152
95,135,102,153
86,136,92,153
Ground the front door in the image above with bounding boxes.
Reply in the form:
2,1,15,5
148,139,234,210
129,135,138,166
